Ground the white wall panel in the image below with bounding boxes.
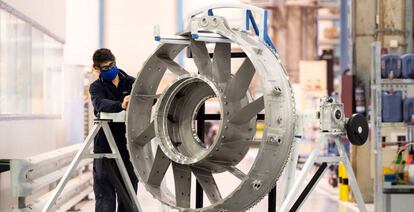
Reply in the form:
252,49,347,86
2,0,66,41
105,0,176,76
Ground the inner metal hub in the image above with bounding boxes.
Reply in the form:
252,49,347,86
155,75,224,165
191,95,219,148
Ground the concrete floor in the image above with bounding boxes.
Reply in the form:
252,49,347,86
76,147,374,212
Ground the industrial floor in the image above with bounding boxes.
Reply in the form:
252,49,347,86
75,147,374,212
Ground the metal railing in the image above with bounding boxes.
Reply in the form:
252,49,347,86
10,144,92,211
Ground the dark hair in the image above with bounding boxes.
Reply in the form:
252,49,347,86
93,48,115,67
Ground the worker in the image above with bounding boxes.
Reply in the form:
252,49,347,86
89,48,138,212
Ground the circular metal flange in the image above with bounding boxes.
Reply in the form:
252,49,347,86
154,74,256,173
155,75,223,164
346,114,369,146
126,15,295,211
155,74,254,169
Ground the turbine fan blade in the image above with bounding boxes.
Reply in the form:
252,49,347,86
212,43,231,82
230,96,264,125
227,58,255,100
146,146,171,186
191,167,222,203
156,55,189,75
172,163,191,208
224,166,247,180
132,122,155,146
190,40,212,78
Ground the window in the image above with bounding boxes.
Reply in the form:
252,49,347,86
0,8,63,116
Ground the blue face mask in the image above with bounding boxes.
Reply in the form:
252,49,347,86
100,66,119,81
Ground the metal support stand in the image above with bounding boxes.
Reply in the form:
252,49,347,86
279,133,368,212
282,137,300,201
290,163,328,211
195,104,205,208
18,197,26,209
42,119,141,212
268,186,277,212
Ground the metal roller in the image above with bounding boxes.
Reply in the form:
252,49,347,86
126,14,295,211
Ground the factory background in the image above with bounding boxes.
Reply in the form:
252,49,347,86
0,0,413,211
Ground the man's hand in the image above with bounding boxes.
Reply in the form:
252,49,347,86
121,95,130,109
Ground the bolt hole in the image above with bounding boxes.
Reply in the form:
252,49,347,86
252,181,262,190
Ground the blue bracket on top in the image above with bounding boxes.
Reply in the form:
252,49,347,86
245,10,277,52
207,9,214,16
189,3,278,53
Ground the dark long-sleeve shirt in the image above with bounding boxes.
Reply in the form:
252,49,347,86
89,69,135,155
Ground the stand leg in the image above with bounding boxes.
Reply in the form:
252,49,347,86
195,103,205,208
290,163,328,212
102,122,142,212
334,138,367,212
283,138,300,201
18,197,26,209
279,134,325,212
196,181,204,208
42,123,101,212
268,186,276,212
103,158,136,211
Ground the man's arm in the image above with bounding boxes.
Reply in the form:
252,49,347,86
89,83,124,113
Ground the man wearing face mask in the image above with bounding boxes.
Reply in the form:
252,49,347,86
89,48,138,212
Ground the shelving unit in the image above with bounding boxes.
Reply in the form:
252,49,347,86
381,79,414,85
371,42,414,212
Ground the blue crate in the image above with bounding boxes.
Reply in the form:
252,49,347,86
382,91,403,122
381,54,402,78
403,98,414,123
401,54,414,79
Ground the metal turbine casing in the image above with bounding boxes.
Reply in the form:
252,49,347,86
126,15,295,211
